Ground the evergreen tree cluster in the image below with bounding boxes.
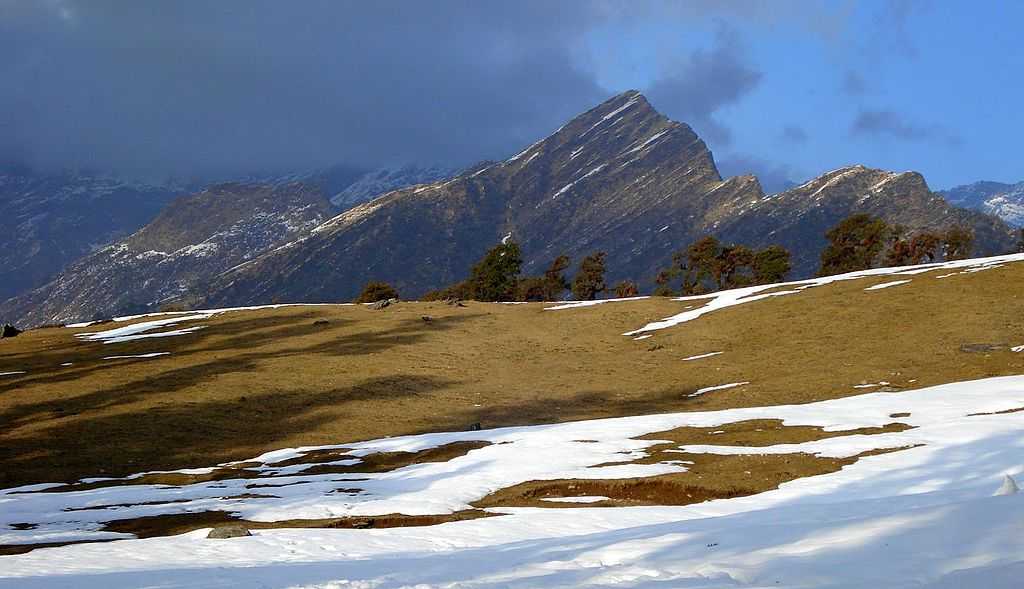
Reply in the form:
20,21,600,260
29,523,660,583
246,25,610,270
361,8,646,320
818,213,975,276
655,236,792,296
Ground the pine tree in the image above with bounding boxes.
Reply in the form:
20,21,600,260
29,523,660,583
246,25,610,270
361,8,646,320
818,213,889,276
944,226,974,260
468,241,523,301
572,251,607,300
752,245,791,284
356,281,399,303
614,280,639,297
542,255,571,300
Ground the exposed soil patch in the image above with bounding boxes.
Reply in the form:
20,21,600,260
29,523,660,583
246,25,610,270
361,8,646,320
968,406,1024,417
32,441,490,494
634,419,913,451
473,452,852,508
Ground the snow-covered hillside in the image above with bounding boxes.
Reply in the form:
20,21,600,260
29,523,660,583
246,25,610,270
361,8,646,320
942,180,1024,227
3,375,1024,587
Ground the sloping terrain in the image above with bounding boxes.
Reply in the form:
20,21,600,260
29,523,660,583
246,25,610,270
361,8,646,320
719,165,1014,277
1,254,1024,586
194,92,1015,306
0,167,183,301
941,179,1024,227
0,183,335,326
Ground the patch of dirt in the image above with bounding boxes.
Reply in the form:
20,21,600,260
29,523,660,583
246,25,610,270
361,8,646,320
32,441,489,494
968,406,1024,416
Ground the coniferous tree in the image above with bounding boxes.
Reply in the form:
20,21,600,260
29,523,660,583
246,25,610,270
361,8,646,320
943,226,974,260
818,213,889,276
752,245,792,284
614,280,639,298
541,254,571,300
653,269,676,297
468,241,523,301
572,251,607,300
356,281,399,303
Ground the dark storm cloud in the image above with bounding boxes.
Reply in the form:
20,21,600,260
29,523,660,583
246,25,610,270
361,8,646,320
851,109,962,146
0,1,609,178
644,27,763,147
0,1,860,179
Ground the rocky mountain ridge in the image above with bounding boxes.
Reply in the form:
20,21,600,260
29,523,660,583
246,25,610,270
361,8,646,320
940,180,1024,227
1,183,334,325
196,91,1016,309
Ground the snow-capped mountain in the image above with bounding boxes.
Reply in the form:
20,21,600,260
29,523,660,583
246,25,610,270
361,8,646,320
0,166,185,301
0,183,334,325
940,180,1024,227
328,165,455,210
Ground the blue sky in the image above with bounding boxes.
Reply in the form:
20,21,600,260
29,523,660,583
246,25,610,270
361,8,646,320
584,1,1024,189
2,1,1020,190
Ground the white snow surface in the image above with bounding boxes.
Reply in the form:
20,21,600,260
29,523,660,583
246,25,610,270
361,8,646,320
864,279,912,291
101,352,170,360
7,376,1024,587
682,351,722,361
0,371,26,377
689,381,749,397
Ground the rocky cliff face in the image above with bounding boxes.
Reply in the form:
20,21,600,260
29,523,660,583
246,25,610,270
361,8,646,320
941,180,1024,227
1,183,334,325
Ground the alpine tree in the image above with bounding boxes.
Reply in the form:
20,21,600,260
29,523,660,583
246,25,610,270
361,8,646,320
356,281,399,303
541,254,571,300
752,245,792,284
943,226,974,260
468,241,522,301
818,213,890,276
572,251,607,300
614,280,639,298
653,269,676,297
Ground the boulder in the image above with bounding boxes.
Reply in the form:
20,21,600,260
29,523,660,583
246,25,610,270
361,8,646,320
207,525,252,539
371,298,397,310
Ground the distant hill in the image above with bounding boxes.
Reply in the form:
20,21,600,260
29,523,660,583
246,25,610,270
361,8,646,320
0,183,334,325
940,180,1024,227
0,167,184,301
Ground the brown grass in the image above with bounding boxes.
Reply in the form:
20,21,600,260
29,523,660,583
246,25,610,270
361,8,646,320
1,263,1023,489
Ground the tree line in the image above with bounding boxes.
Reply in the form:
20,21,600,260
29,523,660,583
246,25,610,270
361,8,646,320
355,214,989,303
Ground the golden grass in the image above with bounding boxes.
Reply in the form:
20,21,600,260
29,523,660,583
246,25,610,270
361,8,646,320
1,263,1023,489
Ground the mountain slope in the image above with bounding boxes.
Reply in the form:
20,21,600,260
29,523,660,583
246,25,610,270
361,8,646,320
941,180,1024,227
200,91,758,304
0,183,334,325
0,167,182,301
198,91,1015,305
720,166,1016,276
